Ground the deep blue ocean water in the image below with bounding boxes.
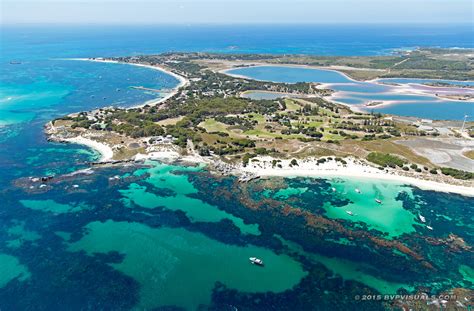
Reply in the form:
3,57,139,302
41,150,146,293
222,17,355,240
3,24,474,60
1,24,474,310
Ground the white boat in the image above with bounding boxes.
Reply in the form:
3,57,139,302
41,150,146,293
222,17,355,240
332,187,336,192
375,199,382,204
426,226,433,230
419,215,426,223
249,257,264,266
355,188,361,193
346,211,354,216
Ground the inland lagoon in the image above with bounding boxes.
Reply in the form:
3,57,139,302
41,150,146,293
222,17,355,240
227,66,474,121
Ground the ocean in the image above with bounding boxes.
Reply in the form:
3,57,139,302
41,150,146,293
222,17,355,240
0,24,473,310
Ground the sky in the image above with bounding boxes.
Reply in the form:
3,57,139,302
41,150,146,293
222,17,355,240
1,0,473,25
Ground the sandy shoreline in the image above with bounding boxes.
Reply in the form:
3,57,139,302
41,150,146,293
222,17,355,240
64,136,114,162
237,156,474,197
65,58,189,109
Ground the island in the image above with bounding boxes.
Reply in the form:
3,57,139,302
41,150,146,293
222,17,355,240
45,49,474,195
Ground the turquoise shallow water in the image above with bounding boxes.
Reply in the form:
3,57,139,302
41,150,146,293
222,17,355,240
323,178,419,238
68,220,305,310
121,161,261,235
1,25,474,310
377,78,474,86
0,156,474,310
1,159,473,309
0,60,179,184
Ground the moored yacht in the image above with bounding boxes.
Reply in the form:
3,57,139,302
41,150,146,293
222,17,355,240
249,257,264,266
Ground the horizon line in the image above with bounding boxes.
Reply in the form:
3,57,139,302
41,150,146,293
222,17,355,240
2,21,473,26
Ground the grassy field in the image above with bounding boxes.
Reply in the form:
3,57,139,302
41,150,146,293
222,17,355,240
157,116,185,126
284,98,301,112
344,139,433,167
199,118,229,133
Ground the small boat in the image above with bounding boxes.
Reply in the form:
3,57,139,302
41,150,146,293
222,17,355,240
10,61,22,65
249,257,264,266
426,226,433,230
375,199,382,204
346,211,354,216
331,187,336,192
419,215,426,223
355,188,361,193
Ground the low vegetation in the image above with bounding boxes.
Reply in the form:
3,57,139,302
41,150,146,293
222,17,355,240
439,167,474,180
366,152,406,168
55,50,473,184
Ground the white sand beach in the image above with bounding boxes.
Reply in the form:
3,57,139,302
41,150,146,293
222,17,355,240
134,150,207,164
237,156,474,196
65,136,114,162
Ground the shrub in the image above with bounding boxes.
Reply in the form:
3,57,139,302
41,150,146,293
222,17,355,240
366,152,406,168
440,167,473,180
242,153,256,167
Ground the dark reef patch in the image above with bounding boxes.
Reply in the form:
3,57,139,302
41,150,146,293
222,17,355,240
1,163,473,310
